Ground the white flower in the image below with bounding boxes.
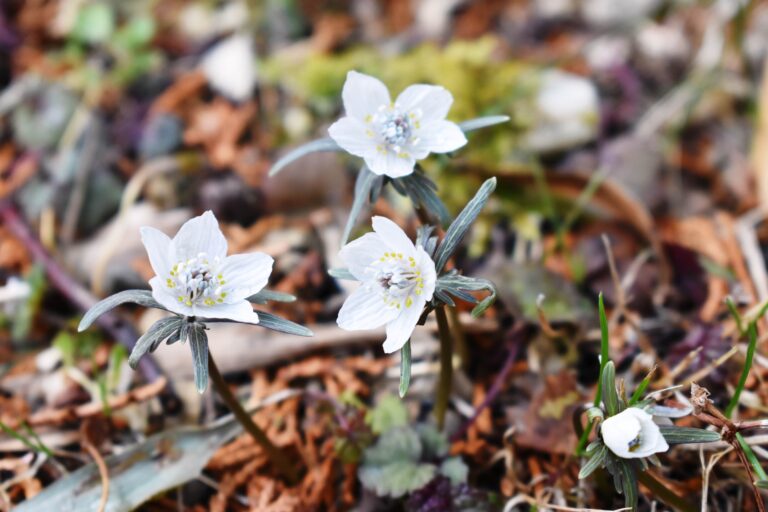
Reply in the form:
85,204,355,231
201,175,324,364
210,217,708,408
328,71,467,178
523,70,599,153
140,211,272,324
337,216,437,353
0,277,31,316
601,407,669,459
201,33,257,102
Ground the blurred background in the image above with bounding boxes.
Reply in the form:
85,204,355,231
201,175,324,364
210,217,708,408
1,0,768,510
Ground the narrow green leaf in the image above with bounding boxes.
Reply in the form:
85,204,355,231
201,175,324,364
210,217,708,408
434,177,496,273
188,324,209,393
629,366,656,405
342,166,378,245
399,340,411,398
256,311,313,337
268,137,341,177
458,115,510,133
78,290,164,332
756,480,768,489
726,321,758,418
329,268,358,280
658,426,721,445
601,361,619,417
129,316,183,369
593,293,610,408
247,289,296,304
579,443,607,479
617,460,638,510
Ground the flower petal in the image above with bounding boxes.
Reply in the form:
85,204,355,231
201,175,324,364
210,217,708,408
415,246,437,300
140,227,175,278
339,232,385,281
328,117,377,158
342,71,391,121
220,252,274,301
415,120,467,153
196,300,261,324
382,296,425,353
337,285,398,331
149,276,194,317
173,211,228,261
364,150,416,178
396,84,453,122
372,216,415,256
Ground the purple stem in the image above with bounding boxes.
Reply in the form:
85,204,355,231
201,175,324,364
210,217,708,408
0,202,172,391
450,323,524,443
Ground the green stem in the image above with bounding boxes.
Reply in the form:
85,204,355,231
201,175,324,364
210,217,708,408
576,293,610,456
434,306,453,430
208,354,299,484
737,432,768,481
726,322,758,419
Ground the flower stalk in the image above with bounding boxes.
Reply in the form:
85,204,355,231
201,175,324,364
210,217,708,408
434,306,453,430
207,353,299,484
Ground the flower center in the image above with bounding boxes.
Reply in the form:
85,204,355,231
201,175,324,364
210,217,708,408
378,112,412,147
368,252,425,309
628,433,642,452
166,252,227,308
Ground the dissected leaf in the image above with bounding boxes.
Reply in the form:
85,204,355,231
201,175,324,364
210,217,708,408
342,165,379,245
328,268,358,280
78,290,164,332
268,137,342,176
458,115,510,133
256,311,313,337
188,324,209,393
434,177,496,273
247,289,297,304
129,316,183,367
658,426,721,444
398,170,452,226
579,443,607,479
399,340,412,398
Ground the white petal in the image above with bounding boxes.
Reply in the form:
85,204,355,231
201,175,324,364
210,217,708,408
415,120,467,154
415,246,437,300
219,252,273,301
364,150,416,178
149,276,195,317
383,296,425,353
372,216,415,256
172,210,228,261
396,84,453,122
196,300,261,324
342,71,391,121
339,232,386,281
201,34,257,102
337,285,398,331
328,117,378,158
140,227,175,278
601,407,667,459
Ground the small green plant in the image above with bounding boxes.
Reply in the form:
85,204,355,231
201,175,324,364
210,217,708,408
346,395,494,509
577,295,721,510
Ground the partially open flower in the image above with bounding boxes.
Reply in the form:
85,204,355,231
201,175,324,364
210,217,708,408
337,216,437,353
601,407,669,459
328,71,467,178
140,210,272,324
